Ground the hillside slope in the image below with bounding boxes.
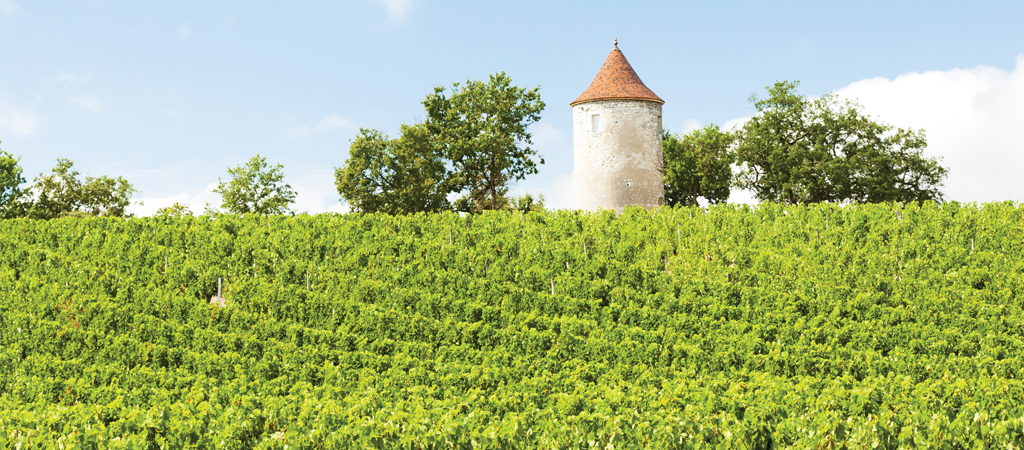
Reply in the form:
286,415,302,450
2,203,1024,448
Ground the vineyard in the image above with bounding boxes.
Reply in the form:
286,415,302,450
2,202,1024,448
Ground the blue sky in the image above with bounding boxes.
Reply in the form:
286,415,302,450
2,0,1023,213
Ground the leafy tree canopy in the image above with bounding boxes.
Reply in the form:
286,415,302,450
214,155,297,215
336,73,545,215
506,192,546,214
424,72,545,213
155,202,194,218
662,125,735,207
335,125,451,214
27,158,139,219
0,143,27,219
735,81,948,205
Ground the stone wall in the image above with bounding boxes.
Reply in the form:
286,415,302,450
573,99,664,213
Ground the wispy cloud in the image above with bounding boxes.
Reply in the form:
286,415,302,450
130,173,352,217
288,114,356,138
679,119,702,134
833,56,1024,202
0,0,22,16
290,169,350,214
722,56,1024,203
69,96,105,113
532,122,569,154
130,183,221,217
0,101,39,136
371,0,413,21
508,171,576,210
177,24,191,39
722,115,750,131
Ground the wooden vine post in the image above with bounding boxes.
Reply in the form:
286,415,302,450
210,277,227,308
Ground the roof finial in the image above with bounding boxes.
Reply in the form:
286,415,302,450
614,37,618,48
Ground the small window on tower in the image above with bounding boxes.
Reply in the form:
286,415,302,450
592,114,601,132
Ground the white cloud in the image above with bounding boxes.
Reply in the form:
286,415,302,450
288,114,356,138
0,0,21,15
834,56,1024,202
717,57,1024,204
679,119,702,134
0,101,39,136
545,172,576,210
507,172,576,210
372,0,412,21
508,122,575,209
532,122,570,155
68,96,105,112
130,168,352,217
315,114,356,130
177,24,191,39
722,115,750,132
130,183,222,217
290,171,347,214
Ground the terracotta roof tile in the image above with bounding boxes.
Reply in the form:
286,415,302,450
571,43,664,106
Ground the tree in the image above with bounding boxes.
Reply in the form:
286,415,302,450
214,154,297,215
335,125,451,214
27,158,139,219
0,143,27,219
424,72,545,213
506,192,546,213
155,202,194,217
735,81,948,204
662,125,735,207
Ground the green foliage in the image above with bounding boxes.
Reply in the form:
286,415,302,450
4,203,1024,447
505,192,546,213
214,154,297,215
335,125,452,214
662,125,735,207
26,158,139,219
336,73,545,215
736,81,948,204
155,202,194,218
424,72,545,212
0,143,27,219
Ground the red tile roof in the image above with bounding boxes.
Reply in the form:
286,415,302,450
571,43,664,106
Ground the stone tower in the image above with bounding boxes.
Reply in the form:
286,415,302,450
572,40,665,212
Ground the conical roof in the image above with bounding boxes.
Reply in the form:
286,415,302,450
571,41,664,106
